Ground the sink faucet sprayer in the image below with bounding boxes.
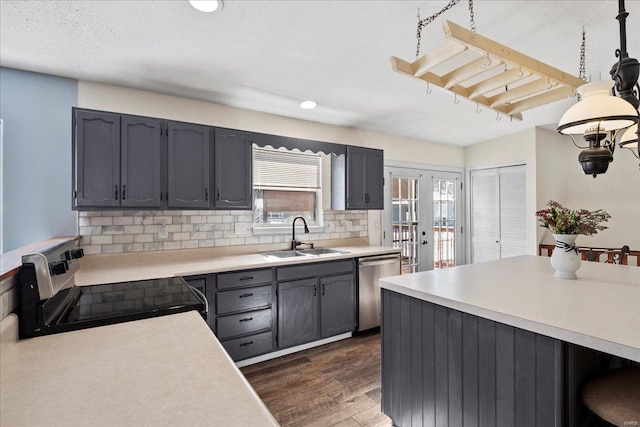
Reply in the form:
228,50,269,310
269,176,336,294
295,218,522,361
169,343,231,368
291,216,313,250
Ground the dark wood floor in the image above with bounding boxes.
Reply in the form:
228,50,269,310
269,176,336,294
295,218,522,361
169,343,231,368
241,331,392,427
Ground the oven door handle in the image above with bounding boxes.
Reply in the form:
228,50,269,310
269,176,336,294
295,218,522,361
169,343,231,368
189,286,209,318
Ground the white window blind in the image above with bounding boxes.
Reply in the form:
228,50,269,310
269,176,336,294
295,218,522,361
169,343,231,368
470,165,526,263
253,146,321,189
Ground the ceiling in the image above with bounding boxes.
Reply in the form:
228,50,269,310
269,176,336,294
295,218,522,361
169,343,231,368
1,0,638,147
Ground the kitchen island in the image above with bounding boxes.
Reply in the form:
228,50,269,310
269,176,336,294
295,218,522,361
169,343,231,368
379,255,640,427
0,311,278,426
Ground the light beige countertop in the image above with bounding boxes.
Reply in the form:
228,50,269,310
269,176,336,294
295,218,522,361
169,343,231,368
0,311,278,427
76,242,400,286
380,255,640,362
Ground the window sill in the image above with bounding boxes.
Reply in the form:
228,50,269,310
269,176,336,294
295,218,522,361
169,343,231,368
252,225,325,235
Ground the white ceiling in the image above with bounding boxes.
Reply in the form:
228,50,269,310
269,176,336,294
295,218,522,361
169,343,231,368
1,0,638,147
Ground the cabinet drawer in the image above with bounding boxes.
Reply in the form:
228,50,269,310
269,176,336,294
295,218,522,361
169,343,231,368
217,285,272,315
216,308,272,340
217,269,272,290
221,331,273,361
277,259,354,282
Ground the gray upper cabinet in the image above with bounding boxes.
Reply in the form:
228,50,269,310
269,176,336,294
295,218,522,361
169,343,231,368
346,146,383,210
320,273,355,338
277,278,319,349
214,128,252,210
74,110,162,209
332,146,384,210
74,110,121,208
167,122,211,209
120,116,162,208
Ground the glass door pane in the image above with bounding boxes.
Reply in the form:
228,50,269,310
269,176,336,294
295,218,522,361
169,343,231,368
432,178,458,269
392,176,420,274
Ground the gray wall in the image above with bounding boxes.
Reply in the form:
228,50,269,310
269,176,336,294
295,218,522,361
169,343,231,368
0,67,78,252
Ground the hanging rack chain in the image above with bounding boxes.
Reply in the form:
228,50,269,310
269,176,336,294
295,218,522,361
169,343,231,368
416,0,461,58
469,0,476,32
579,27,586,81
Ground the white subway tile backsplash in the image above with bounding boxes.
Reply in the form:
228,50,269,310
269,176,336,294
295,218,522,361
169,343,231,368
91,217,113,226
91,235,113,245
79,209,367,254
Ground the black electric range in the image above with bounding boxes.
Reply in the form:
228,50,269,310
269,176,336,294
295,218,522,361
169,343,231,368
19,239,207,339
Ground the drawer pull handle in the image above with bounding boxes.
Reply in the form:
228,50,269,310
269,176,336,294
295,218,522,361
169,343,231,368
239,317,253,322
239,293,253,298
239,276,254,281
239,341,254,347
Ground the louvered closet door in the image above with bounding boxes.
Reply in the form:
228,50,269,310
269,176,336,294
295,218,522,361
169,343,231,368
470,169,500,263
499,166,527,258
470,165,526,263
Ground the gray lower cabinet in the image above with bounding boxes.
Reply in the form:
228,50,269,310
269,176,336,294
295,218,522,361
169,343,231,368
198,267,275,362
73,109,162,209
381,289,564,427
319,273,355,338
277,278,319,348
167,121,211,209
214,128,252,210
184,260,356,361
277,260,356,350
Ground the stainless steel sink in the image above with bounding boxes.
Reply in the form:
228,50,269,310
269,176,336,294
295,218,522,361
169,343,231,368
296,248,349,256
260,250,312,259
260,248,349,259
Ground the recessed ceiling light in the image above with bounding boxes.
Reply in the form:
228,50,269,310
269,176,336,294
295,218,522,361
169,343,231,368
299,100,318,110
189,0,223,13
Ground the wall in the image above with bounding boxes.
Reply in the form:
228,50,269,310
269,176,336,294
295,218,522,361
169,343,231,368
0,68,78,252
464,128,539,255
78,82,465,167
74,81,464,254
539,129,640,249
467,126,640,253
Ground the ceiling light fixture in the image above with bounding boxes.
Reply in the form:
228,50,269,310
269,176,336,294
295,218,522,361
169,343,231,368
556,0,639,177
299,101,318,110
188,0,223,13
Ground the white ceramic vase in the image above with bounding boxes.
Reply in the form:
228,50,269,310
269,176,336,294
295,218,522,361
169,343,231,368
550,234,581,279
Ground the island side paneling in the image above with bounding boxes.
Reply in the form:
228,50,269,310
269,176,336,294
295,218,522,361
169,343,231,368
381,289,564,427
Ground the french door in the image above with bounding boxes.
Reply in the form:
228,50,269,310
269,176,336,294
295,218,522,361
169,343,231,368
383,166,463,273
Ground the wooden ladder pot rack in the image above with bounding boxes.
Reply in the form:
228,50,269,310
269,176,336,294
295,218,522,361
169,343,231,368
390,20,587,120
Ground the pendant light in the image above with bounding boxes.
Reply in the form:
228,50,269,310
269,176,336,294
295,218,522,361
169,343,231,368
556,0,640,177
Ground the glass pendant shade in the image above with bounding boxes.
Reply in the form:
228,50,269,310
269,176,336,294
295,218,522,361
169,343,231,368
557,81,639,134
619,124,638,148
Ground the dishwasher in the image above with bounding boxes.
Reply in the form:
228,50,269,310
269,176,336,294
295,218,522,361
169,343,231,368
357,253,401,331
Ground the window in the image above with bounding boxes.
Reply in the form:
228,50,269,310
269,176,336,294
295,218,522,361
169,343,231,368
253,146,323,228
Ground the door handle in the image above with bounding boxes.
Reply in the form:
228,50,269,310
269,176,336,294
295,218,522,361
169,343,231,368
422,240,428,245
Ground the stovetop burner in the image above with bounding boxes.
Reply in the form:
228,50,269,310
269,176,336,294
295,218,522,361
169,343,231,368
19,239,207,339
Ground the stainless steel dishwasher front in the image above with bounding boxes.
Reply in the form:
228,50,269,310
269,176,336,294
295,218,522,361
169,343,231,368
357,254,401,331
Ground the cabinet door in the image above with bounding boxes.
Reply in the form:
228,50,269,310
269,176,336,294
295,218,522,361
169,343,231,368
277,278,319,349
120,116,162,208
74,110,120,208
346,146,367,209
320,273,355,338
167,122,211,208
214,128,253,209
364,148,384,209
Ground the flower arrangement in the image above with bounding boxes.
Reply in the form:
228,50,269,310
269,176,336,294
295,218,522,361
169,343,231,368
535,200,611,236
